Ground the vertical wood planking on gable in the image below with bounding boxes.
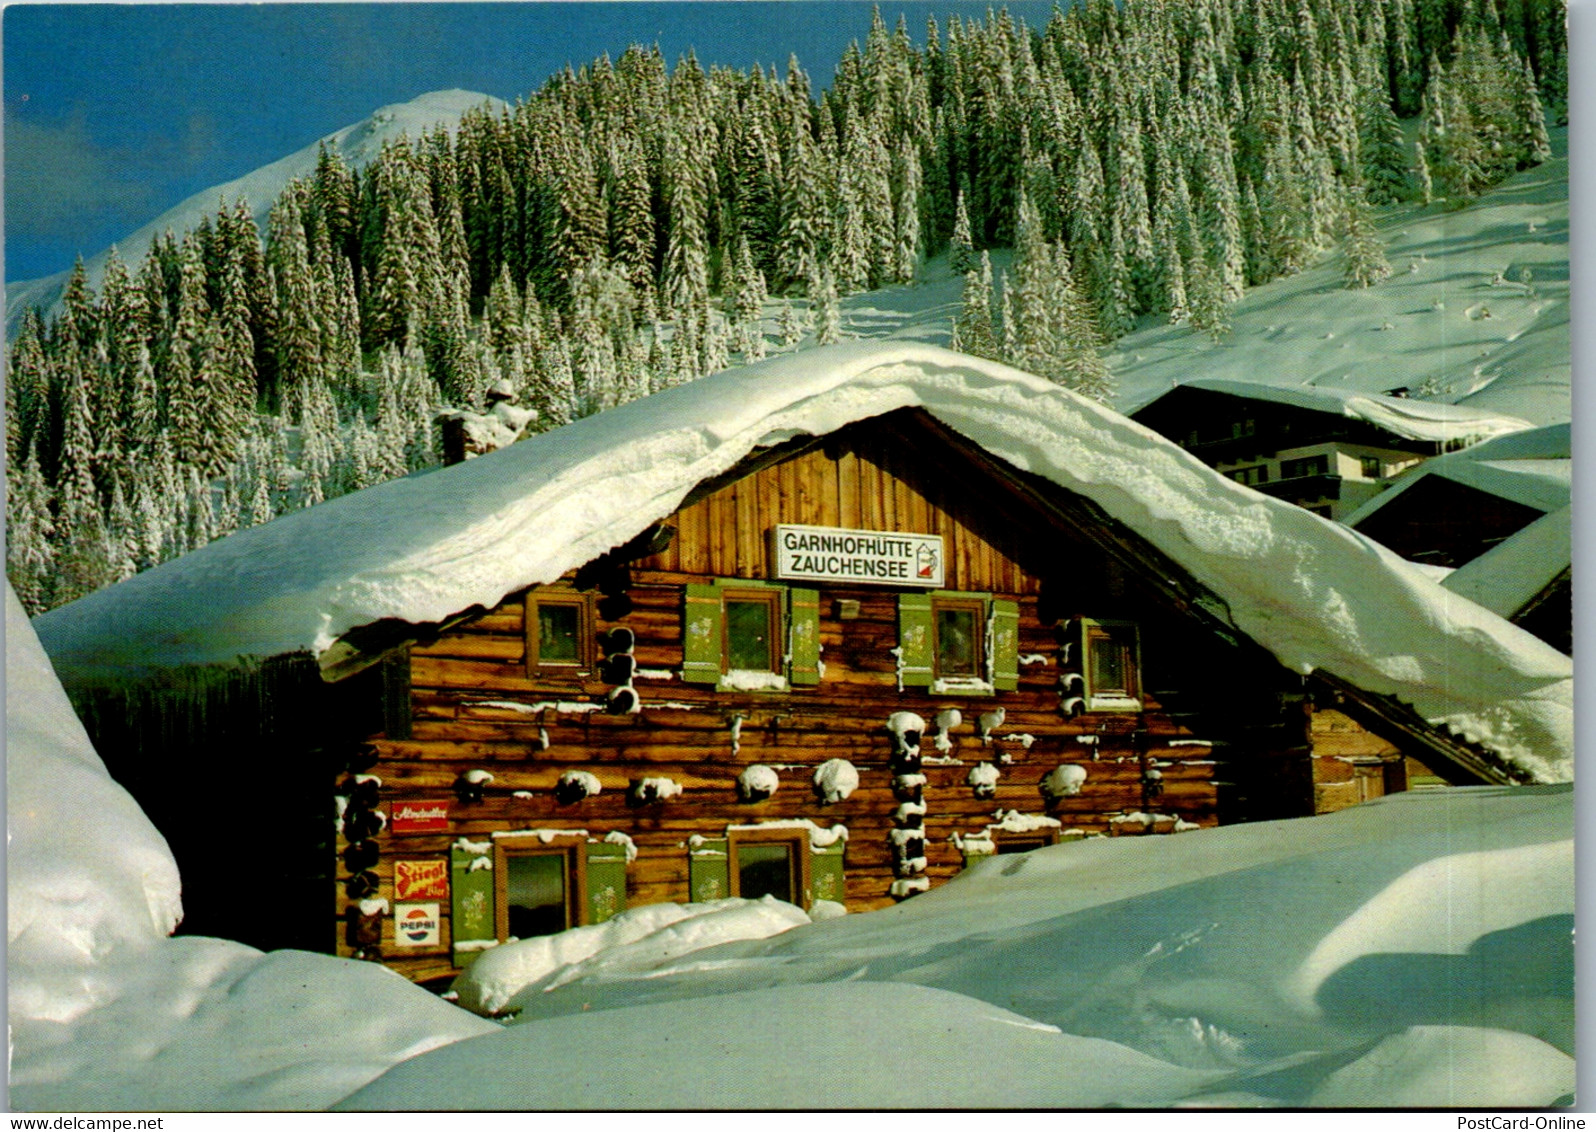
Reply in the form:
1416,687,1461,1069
838,447,861,528
707,486,731,576
734,478,758,578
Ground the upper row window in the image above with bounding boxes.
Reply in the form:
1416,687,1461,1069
1280,454,1330,480
526,589,595,675
899,590,1019,694
683,581,821,691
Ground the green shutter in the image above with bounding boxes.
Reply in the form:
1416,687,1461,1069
897,592,934,687
688,838,730,902
808,841,846,905
450,842,496,967
682,584,724,685
788,587,821,685
585,841,629,924
991,599,1020,691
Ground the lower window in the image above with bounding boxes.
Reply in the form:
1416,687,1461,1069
495,843,584,941
995,831,1058,855
727,828,810,905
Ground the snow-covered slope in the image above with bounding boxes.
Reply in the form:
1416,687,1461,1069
5,584,499,1111
5,89,502,337
1108,145,1570,427
33,341,1573,780
339,784,1573,1110
830,141,1568,430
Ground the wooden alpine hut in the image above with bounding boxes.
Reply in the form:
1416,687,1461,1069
33,343,1573,987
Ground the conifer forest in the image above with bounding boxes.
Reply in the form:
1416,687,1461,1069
5,0,1565,616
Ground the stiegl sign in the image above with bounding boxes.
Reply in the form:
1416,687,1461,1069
773,524,944,587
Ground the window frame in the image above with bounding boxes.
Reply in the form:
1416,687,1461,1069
493,840,587,943
993,829,1060,855
720,586,784,677
726,826,811,906
931,595,987,681
1079,618,1143,712
525,588,596,676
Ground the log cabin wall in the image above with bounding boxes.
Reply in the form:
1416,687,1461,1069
339,412,1318,985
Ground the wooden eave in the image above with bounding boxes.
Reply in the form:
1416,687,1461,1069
1309,670,1527,786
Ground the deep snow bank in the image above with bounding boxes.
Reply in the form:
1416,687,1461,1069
453,896,811,1016
341,785,1573,1110
5,585,496,1111
35,342,1573,779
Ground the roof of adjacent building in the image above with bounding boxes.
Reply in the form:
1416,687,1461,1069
1130,377,1536,446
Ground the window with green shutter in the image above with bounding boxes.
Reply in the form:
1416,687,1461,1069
693,828,844,910
450,842,497,968
584,841,629,924
680,581,821,690
898,591,1020,695
688,838,731,902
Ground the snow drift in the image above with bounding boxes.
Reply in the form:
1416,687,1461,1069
5,585,497,1111
34,341,1573,780
340,784,1574,1110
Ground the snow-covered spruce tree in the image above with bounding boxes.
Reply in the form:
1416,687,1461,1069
813,266,843,345
949,189,976,276
776,300,803,348
1186,253,1231,342
954,252,999,361
1342,190,1393,288
1359,90,1410,204
1510,54,1553,168
6,444,56,615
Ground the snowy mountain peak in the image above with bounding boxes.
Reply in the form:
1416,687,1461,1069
5,89,505,335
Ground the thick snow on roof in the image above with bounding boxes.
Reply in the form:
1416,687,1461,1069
5,584,497,1110
34,342,1573,780
6,90,503,336
1135,376,1534,445
1441,505,1571,620
1345,421,1572,526
341,785,1573,1109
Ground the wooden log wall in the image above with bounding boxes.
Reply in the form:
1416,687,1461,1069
335,416,1314,985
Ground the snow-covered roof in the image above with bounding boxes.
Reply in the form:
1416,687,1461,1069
32,342,1573,781
1440,505,1571,621
1344,421,1572,527
1136,377,1535,445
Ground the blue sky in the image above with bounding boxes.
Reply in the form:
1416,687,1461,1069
3,2,1056,283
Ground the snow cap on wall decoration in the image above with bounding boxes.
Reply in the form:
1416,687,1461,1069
737,764,780,803
606,685,639,714
933,708,963,752
455,769,492,803
554,769,602,805
628,776,683,806
967,761,1002,800
886,711,926,757
813,758,860,804
977,708,1005,742
1041,763,1088,800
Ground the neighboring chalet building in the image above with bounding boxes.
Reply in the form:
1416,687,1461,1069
1129,378,1532,521
33,345,1572,989
1345,423,1572,655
